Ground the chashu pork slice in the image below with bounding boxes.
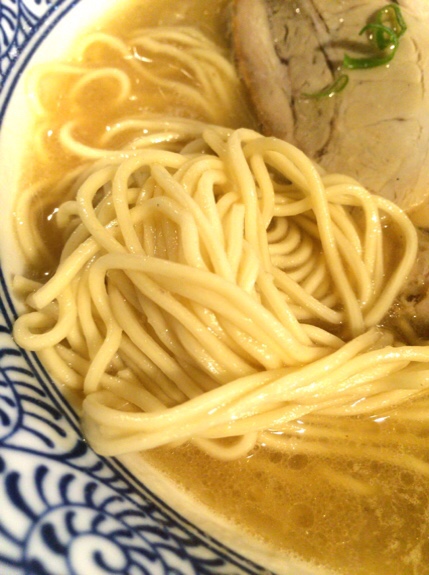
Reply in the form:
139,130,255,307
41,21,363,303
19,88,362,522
232,0,429,226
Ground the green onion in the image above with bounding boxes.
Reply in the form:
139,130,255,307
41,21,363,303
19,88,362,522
302,74,349,100
343,23,399,69
375,3,407,49
301,4,407,99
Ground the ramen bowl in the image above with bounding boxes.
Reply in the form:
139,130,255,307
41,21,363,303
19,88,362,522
0,2,322,574
4,2,428,574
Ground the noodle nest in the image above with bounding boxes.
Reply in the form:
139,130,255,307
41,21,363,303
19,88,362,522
13,120,429,460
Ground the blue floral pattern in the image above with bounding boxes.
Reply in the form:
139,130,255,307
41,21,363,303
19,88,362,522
0,2,267,574
0,279,264,575
0,0,56,78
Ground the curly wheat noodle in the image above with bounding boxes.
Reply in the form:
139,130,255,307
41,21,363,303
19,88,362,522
11,26,429,470
12,116,429,469
81,332,429,454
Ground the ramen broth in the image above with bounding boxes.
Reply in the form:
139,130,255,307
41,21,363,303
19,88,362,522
17,1,429,574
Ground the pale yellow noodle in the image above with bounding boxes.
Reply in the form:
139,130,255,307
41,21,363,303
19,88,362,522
13,120,427,464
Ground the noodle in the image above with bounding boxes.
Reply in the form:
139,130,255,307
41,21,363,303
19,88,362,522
13,118,429,461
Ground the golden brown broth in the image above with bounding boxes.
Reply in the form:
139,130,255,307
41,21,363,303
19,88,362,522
142,417,429,575
29,0,250,175
19,1,429,574
23,0,254,275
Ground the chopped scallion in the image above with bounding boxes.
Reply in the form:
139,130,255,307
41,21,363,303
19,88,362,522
375,3,407,49
343,24,398,69
301,4,407,99
302,74,349,100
